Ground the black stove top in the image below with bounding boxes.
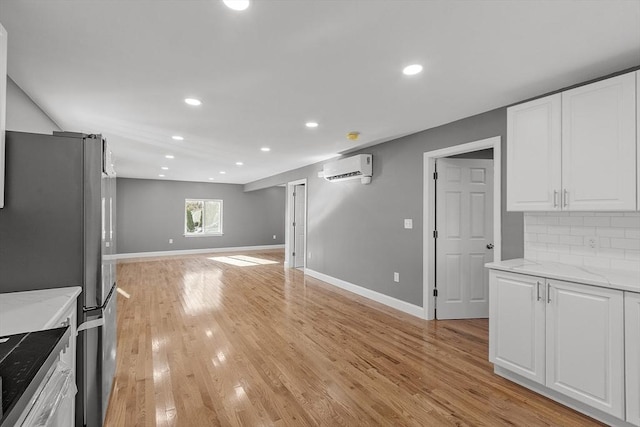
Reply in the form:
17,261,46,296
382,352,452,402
0,327,69,426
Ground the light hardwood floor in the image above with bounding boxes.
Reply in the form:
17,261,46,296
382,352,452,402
104,250,602,426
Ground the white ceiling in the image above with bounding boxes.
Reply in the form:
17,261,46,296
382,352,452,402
1,0,639,184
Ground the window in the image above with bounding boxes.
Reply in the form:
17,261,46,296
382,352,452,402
185,199,223,236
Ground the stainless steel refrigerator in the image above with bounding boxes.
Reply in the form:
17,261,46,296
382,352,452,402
0,130,117,427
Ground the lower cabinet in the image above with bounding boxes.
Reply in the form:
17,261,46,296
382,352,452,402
545,280,624,418
627,291,640,426
489,271,545,383
489,270,625,420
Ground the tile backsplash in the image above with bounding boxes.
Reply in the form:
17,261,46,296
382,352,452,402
524,212,640,272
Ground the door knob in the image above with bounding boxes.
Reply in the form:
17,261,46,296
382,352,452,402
486,243,494,249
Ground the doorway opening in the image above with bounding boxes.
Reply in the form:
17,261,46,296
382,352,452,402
285,179,307,269
423,137,502,320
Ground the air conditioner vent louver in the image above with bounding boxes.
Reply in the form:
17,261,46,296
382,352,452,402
322,154,372,184
325,171,363,181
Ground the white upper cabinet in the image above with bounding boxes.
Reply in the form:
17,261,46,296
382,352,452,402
637,71,640,213
1,24,7,209
562,73,636,211
507,94,561,211
507,71,637,211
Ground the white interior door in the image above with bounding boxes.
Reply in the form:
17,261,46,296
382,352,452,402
435,158,494,319
293,184,306,268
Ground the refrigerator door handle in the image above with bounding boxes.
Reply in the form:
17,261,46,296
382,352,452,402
76,318,105,335
82,282,117,315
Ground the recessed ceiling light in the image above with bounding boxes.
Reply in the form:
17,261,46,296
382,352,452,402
161,166,169,170
402,64,423,76
235,162,244,166
165,155,175,159
159,174,165,178
305,121,319,128
223,0,250,11
219,171,226,174
184,98,202,106
172,135,184,141
261,147,270,152
208,177,215,181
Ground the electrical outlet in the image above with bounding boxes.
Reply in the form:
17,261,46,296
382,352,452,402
168,238,173,244
273,235,276,239
404,219,413,229
308,252,312,259
587,236,598,250
394,272,399,283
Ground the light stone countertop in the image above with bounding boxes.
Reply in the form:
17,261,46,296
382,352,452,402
0,287,82,336
486,258,640,294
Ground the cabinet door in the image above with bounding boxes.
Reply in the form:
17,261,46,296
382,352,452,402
637,71,640,212
489,270,546,384
506,94,562,211
626,292,640,426
546,280,624,418
562,72,636,211
0,24,6,208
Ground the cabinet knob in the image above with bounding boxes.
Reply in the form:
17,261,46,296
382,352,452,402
486,243,494,249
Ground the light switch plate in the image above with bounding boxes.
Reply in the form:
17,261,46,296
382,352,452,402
404,219,413,229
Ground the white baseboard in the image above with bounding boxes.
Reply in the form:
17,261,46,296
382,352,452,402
116,244,285,260
304,269,425,319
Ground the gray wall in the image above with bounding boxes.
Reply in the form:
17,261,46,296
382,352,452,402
448,148,494,159
245,107,523,307
6,76,60,133
117,178,285,254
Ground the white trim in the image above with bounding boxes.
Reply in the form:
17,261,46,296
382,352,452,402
305,269,424,319
116,244,284,260
423,136,502,320
285,178,307,268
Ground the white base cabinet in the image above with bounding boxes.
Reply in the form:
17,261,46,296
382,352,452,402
489,270,626,421
489,271,545,383
627,291,640,426
545,280,624,418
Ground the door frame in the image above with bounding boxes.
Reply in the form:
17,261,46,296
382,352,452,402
423,136,502,320
285,178,307,269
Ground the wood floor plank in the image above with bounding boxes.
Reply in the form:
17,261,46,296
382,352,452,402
104,250,603,426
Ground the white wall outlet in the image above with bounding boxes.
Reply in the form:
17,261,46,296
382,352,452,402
168,238,173,244
393,272,399,283
308,252,312,259
404,219,413,229
587,236,598,250
273,235,276,239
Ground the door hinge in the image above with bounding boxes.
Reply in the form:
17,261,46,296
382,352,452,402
433,289,438,297
433,230,438,238
293,192,296,197
293,221,296,227
433,172,438,180
292,252,295,257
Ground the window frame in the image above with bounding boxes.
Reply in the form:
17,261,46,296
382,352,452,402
184,198,224,237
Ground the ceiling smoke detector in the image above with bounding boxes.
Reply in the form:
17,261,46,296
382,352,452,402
346,131,360,141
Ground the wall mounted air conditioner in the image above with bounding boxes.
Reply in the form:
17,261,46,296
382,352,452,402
322,154,372,184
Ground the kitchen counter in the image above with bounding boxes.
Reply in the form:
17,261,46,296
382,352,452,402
486,258,640,293
0,327,70,427
0,287,82,336
0,287,81,426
